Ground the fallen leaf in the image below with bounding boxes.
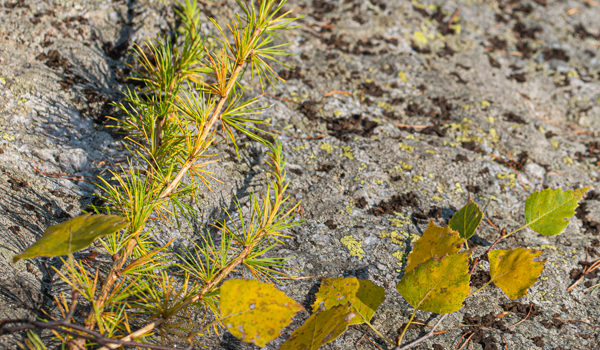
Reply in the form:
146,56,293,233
312,277,385,325
220,279,303,347
280,305,353,350
14,213,127,263
397,251,471,314
405,219,465,273
524,187,590,236
449,201,483,240
489,248,545,299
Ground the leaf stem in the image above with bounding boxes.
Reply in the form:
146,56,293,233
504,222,530,240
364,320,395,346
467,279,494,299
397,308,418,346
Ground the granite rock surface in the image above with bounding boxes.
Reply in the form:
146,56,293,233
1,0,599,349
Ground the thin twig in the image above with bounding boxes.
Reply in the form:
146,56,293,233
397,314,449,350
320,90,353,102
507,303,533,329
0,319,175,350
457,332,475,350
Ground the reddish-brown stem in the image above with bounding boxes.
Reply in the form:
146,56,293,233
469,228,506,275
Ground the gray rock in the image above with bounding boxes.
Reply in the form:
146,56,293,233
1,0,599,349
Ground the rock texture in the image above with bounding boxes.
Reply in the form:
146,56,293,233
1,0,599,349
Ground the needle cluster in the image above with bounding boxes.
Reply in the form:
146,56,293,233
2,0,302,348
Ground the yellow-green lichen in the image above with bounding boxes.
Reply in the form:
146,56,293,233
292,144,307,151
353,176,365,184
377,101,394,111
436,183,445,193
341,145,354,159
398,71,408,83
320,142,333,154
448,120,484,144
380,230,407,245
392,250,405,265
413,31,428,44
496,172,516,189
340,235,365,260
398,142,414,152
443,140,461,147
393,211,409,219
345,199,354,214
487,128,499,142
389,217,410,228
455,182,464,194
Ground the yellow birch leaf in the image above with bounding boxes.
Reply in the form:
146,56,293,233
396,251,471,314
13,213,127,263
312,277,385,325
405,219,465,273
220,279,303,347
524,187,591,236
280,305,354,350
489,248,545,299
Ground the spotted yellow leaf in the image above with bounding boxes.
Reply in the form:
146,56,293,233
405,219,465,273
220,279,303,347
280,305,353,350
312,277,385,325
397,251,471,314
489,248,545,299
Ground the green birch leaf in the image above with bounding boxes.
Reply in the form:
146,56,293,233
280,305,354,350
489,248,545,299
13,213,127,263
449,201,483,239
312,277,385,325
405,219,465,273
524,187,591,236
397,251,471,314
220,279,303,347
